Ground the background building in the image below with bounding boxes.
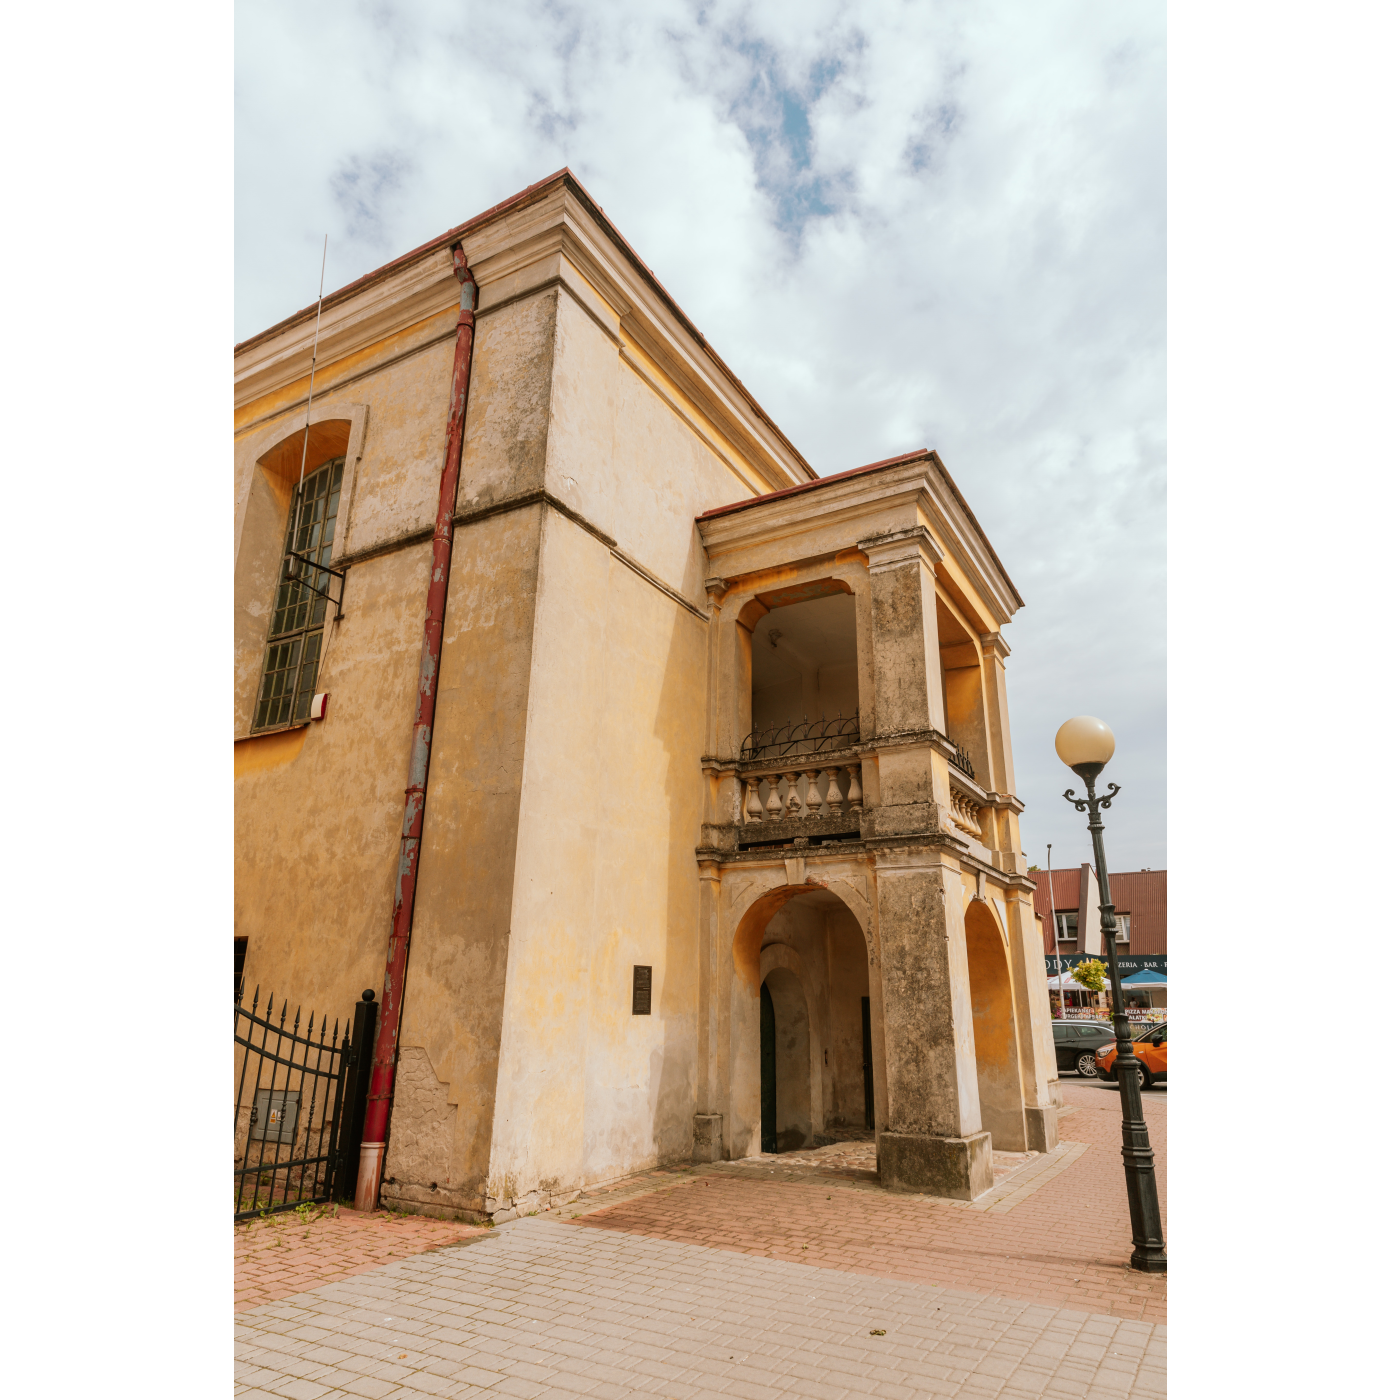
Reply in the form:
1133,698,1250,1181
1032,865,1166,1012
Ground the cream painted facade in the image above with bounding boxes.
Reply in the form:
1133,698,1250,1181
234,171,1058,1221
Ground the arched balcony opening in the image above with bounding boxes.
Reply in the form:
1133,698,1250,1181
736,585,863,835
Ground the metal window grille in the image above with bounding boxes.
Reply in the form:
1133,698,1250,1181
253,457,344,731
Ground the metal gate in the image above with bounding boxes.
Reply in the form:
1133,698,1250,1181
234,986,377,1220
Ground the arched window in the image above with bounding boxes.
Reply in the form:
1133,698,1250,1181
252,455,344,730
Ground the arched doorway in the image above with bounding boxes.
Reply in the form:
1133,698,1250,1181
964,899,1028,1150
728,879,874,1157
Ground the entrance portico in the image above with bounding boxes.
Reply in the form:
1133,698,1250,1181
694,451,1059,1200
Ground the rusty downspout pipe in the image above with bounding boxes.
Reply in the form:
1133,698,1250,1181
355,245,478,1211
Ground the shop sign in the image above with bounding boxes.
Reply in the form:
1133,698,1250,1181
1044,953,1166,976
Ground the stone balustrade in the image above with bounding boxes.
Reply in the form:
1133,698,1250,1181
946,786,985,840
740,763,863,824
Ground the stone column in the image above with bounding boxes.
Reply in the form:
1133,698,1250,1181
860,527,948,837
978,632,1016,798
873,849,993,1200
861,526,946,741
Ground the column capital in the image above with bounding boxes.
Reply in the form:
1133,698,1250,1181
858,524,943,575
980,631,1012,660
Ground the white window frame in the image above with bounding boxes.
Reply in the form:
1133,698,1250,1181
1055,912,1078,943
1115,913,1131,943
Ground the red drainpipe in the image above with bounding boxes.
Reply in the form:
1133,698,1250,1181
355,244,478,1210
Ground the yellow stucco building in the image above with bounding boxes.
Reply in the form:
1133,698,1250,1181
234,170,1060,1220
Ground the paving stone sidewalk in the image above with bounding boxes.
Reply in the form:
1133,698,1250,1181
573,1081,1166,1324
236,1206,487,1313
235,1212,1165,1400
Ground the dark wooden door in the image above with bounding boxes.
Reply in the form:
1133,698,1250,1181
861,996,875,1130
760,982,777,1153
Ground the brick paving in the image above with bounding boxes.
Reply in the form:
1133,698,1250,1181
573,1080,1166,1324
236,1212,1165,1399
233,1079,1165,1396
236,1205,488,1313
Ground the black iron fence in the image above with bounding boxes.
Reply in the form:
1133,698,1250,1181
234,986,377,1220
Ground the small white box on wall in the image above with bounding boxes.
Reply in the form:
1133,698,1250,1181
309,693,330,720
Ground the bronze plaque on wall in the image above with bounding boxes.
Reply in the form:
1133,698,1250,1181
632,965,652,1015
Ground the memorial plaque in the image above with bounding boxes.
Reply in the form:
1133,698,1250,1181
632,965,652,1015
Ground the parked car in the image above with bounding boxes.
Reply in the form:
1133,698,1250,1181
1052,1020,1117,1078
1096,1022,1167,1088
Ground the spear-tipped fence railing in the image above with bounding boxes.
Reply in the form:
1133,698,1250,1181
234,985,377,1220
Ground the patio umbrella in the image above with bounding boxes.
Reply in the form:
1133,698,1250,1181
1119,969,1167,988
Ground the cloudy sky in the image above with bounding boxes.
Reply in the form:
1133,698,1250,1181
236,0,1165,872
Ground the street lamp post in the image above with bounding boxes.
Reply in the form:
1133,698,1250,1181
1055,715,1167,1274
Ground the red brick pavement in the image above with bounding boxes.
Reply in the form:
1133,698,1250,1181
234,1205,487,1312
576,1078,1168,1322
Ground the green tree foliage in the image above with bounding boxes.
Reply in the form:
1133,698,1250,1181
1072,957,1108,994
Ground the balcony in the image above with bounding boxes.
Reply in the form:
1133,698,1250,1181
725,716,862,849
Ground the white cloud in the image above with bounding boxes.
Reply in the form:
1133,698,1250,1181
236,0,1165,869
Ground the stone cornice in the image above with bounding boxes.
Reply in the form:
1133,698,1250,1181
234,171,813,497
697,452,1022,624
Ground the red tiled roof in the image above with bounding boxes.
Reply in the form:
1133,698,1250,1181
1031,869,1083,920
1031,867,1167,956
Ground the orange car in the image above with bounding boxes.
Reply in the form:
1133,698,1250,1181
1095,1022,1167,1088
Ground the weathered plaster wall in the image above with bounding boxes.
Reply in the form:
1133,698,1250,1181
544,286,756,600
964,898,1027,1151
762,966,812,1150
234,541,432,1020
825,909,871,1129
334,336,459,554
381,505,546,1215
456,290,558,512
484,509,708,1205
233,325,459,736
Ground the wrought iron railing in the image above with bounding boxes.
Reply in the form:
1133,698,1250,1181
233,986,376,1219
947,736,975,780
740,713,976,781
741,714,860,762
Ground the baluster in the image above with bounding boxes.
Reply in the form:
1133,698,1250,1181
823,767,843,817
744,777,763,824
785,771,803,817
802,769,820,817
765,775,783,821
845,763,863,813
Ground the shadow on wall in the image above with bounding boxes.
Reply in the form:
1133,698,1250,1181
762,967,812,1151
644,563,707,1168
965,899,1025,1151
